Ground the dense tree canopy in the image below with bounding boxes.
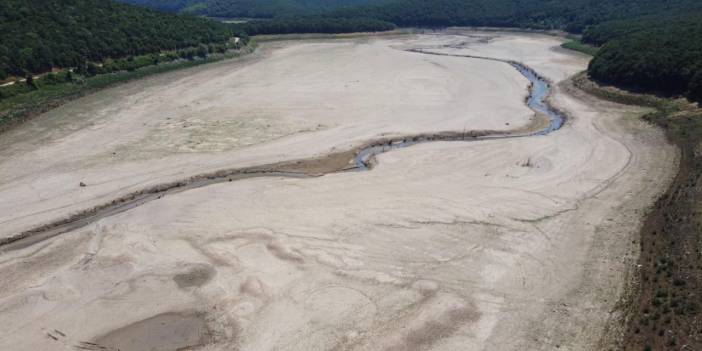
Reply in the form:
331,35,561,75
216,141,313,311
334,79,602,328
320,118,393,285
119,0,198,12
321,0,702,102
325,0,702,32
588,14,702,101
123,0,702,33
6,0,702,102
581,11,702,46
0,0,234,79
120,0,386,18
236,17,395,35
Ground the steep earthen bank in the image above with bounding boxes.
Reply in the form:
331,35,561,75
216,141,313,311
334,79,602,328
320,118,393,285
575,74,702,350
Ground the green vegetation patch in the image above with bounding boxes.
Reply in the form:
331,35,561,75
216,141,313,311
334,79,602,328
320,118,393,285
234,17,396,35
560,40,599,56
0,0,236,80
120,0,389,18
587,13,702,104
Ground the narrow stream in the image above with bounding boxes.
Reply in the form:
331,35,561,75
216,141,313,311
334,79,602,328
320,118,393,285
353,56,564,169
0,50,566,252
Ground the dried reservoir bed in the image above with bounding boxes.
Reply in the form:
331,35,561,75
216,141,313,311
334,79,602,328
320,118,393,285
0,30,677,350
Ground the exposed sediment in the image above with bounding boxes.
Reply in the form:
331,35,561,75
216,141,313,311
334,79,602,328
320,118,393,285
0,31,677,351
0,57,559,253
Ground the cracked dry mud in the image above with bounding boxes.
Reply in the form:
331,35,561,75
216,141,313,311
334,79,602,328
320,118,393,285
0,30,677,350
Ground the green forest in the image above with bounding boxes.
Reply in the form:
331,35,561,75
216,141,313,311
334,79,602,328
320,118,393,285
122,0,702,33
5,0,702,103
586,13,702,102
121,0,386,18
0,0,236,80
234,17,395,35
322,0,702,103
114,0,702,103
326,0,702,32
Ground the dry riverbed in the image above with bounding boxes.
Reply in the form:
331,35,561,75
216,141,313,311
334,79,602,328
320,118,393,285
0,30,677,350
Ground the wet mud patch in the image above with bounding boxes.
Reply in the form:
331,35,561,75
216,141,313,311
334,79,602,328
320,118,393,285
94,311,211,351
173,264,216,289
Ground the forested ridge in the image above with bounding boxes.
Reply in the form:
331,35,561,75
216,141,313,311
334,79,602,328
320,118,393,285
119,0,197,12
236,17,395,35
218,0,702,103
121,0,386,18
0,0,235,80
5,0,702,103
584,13,702,102
126,0,701,34
324,0,702,103
324,0,702,31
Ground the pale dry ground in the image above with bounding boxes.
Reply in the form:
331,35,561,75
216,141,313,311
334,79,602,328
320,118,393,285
0,36,531,239
0,31,677,350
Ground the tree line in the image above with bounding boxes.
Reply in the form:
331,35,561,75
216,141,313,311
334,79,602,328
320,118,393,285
0,0,237,80
5,0,702,103
119,0,385,18
0,42,242,100
320,0,702,102
586,13,702,102
323,0,702,32
234,17,396,35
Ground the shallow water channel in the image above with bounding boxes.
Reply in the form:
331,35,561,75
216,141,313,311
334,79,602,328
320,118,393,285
353,59,564,169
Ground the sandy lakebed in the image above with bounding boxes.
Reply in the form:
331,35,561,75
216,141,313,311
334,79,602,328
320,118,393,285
0,30,678,350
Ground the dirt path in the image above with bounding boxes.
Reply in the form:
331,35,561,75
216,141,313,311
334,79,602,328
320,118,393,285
0,31,677,350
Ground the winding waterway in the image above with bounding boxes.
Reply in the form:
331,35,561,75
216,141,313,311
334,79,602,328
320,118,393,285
0,50,566,253
354,51,564,169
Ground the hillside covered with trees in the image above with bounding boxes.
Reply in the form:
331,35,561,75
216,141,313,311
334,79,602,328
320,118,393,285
237,17,395,35
323,0,702,103
325,0,701,32
111,0,702,103
0,0,236,80
6,0,702,103
586,13,702,102
120,0,386,18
